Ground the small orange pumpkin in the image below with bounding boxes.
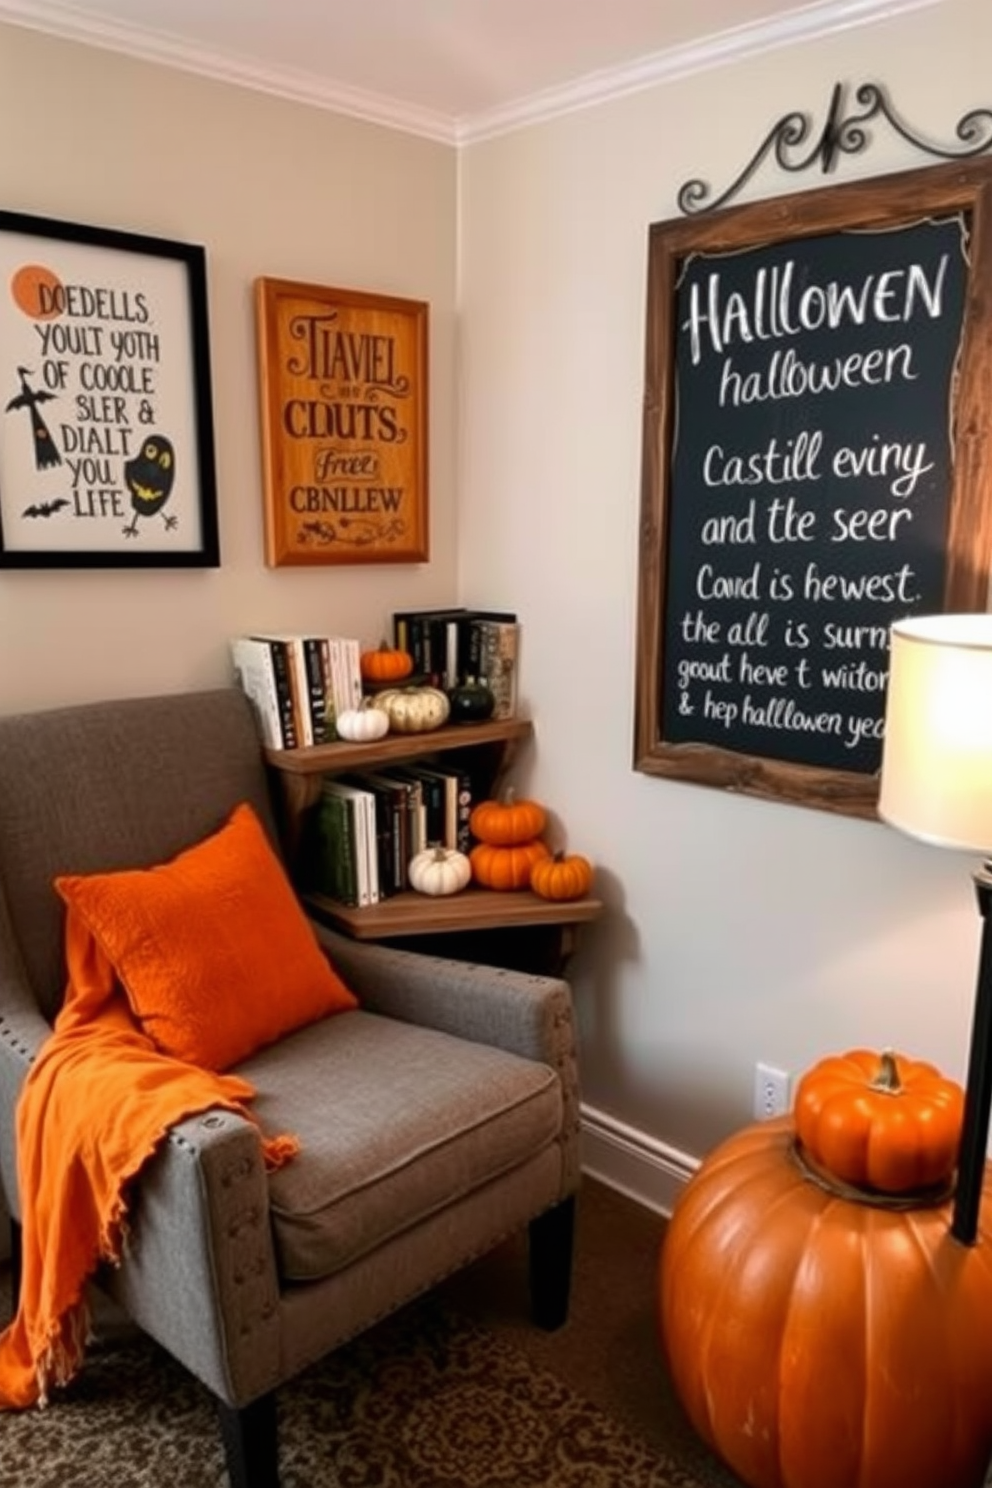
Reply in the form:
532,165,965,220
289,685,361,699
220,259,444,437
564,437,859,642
360,641,414,683
794,1047,964,1194
530,851,593,901
469,789,547,846
469,838,550,890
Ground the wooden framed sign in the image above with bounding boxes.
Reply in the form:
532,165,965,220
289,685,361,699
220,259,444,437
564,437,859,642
634,158,992,819
255,278,428,567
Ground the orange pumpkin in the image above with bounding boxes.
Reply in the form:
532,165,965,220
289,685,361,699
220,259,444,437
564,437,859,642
469,789,546,846
530,851,593,901
661,1117,992,1488
794,1048,964,1194
360,641,414,683
469,838,550,890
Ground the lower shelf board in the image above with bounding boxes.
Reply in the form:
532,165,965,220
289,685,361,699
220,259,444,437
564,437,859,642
304,887,604,940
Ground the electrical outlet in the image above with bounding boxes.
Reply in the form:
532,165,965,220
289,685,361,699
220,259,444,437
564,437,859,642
754,1062,790,1120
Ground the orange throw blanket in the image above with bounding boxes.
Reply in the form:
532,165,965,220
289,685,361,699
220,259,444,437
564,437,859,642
0,905,299,1409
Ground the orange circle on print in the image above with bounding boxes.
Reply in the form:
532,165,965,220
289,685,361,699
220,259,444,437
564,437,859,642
10,263,63,319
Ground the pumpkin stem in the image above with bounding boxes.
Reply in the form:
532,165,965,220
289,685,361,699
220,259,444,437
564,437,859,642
870,1050,902,1095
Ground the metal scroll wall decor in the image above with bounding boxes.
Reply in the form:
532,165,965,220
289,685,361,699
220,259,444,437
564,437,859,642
677,81,992,215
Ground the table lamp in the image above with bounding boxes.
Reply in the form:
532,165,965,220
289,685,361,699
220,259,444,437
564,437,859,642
879,612,992,1245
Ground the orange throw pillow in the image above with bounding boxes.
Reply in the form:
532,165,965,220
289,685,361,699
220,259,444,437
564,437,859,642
55,802,357,1071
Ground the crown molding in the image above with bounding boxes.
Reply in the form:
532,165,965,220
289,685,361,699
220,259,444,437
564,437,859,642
459,0,944,144
0,0,944,150
0,0,458,142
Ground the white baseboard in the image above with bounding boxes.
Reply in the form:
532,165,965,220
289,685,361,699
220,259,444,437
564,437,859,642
580,1103,698,1217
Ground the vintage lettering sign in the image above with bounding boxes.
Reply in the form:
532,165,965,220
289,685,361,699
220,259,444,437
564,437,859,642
255,278,428,566
0,210,218,569
634,158,992,818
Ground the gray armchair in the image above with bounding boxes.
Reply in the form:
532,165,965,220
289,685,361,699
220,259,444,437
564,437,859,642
0,688,580,1488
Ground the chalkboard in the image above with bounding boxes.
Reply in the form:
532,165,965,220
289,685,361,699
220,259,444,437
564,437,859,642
634,159,992,819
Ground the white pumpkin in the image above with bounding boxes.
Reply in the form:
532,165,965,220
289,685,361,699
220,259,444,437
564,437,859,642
408,845,472,896
334,703,390,743
376,686,451,734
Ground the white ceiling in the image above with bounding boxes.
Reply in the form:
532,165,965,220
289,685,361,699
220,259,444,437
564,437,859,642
0,0,937,142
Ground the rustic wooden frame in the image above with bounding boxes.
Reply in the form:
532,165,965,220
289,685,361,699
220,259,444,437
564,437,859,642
633,158,992,819
0,209,218,569
255,277,429,567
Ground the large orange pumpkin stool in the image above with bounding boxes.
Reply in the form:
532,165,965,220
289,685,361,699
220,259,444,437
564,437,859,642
660,1115,992,1488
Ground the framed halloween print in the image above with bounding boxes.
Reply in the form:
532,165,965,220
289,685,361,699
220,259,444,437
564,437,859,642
0,210,219,568
254,277,429,566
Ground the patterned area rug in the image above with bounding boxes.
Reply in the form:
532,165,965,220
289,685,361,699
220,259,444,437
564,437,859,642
0,1289,707,1488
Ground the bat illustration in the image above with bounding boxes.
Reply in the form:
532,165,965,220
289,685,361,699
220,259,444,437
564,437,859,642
22,497,70,518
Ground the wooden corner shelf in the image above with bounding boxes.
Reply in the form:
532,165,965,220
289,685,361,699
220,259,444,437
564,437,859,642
265,716,533,776
265,713,603,971
304,886,603,940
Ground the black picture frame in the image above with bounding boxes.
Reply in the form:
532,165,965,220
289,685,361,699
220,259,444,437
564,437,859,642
633,157,992,820
0,210,219,568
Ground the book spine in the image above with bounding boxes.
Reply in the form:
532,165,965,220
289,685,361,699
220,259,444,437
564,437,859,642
377,776,411,890
443,617,461,690
465,618,485,681
369,776,410,890
422,773,446,846
266,640,299,749
315,789,358,906
229,638,284,751
317,639,338,737
442,770,458,850
284,639,313,747
346,775,398,898
388,786,407,891
369,781,401,896
302,638,330,744
453,765,474,854
363,790,380,903
479,620,519,720
352,790,372,906
426,617,448,687
326,638,349,719
407,616,426,677
404,778,426,862
345,638,363,708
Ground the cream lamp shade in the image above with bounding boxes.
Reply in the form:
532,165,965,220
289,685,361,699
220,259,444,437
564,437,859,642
878,613,992,854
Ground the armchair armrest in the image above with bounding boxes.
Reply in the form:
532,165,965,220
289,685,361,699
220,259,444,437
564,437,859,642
313,925,577,1066
106,1106,282,1409
0,976,52,1220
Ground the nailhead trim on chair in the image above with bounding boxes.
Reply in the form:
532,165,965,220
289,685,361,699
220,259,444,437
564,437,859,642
0,1016,37,1064
163,1119,284,1397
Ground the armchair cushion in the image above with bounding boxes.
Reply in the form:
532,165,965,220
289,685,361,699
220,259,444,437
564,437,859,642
243,1010,562,1281
55,802,357,1072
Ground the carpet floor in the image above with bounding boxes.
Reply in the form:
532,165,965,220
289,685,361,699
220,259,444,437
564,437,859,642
0,1178,746,1488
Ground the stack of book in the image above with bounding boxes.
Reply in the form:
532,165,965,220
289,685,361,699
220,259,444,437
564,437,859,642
305,755,479,906
230,633,363,750
391,606,519,719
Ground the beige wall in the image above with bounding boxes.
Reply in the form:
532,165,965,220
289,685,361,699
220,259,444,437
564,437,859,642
3,5,991,1203
458,0,992,1188
0,24,459,713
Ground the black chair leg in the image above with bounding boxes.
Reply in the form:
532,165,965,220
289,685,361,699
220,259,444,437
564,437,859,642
9,1218,21,1310
528,1194,575,1331
216,1390,279,1488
